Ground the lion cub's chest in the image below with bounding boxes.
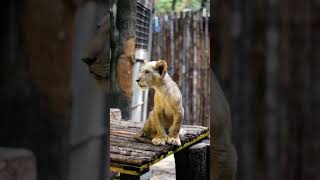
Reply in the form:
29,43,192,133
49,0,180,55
160,107,175,129
162,105,175,118
160,98,175,127
155,93,176,126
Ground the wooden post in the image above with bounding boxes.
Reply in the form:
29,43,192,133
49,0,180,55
175,139,210,180
110,108,122,121
265,0,280,178
0,1,76,179
169,12,175,76
110,0,136,119
120,174,140,180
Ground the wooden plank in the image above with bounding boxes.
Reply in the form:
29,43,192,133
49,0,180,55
110,120,209,170
181,124,209,130
111,129,138,135
110,134,137,141
110,128,139,134
110,140,168,152
111,134,209,175
110,153,151,166
110,120,144,127
110,146,158,157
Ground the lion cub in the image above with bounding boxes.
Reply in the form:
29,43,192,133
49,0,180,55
134,60,185,146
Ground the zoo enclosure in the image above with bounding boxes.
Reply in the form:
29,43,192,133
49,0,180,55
149,10,210,126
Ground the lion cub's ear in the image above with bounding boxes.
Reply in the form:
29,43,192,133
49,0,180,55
155,60,168,77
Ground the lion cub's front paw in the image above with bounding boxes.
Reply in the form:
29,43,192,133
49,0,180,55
152,137,166,146
167,137,181,146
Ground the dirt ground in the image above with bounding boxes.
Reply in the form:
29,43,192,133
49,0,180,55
150,154,176,180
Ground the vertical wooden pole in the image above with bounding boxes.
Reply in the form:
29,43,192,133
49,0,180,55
230,0,244,178
169,12,175,76
110,0,136,119
204,11,210,126
265,0,280,178
191,12,198,126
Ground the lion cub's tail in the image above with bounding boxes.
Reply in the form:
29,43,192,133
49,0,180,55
134,131,152,144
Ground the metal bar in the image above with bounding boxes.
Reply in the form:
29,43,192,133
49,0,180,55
136,24,149,30
137,18,149,26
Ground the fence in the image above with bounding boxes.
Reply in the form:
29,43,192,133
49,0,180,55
148,10,210,126
214,0,320,179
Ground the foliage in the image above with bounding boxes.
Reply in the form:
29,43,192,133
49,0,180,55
154,0,203,14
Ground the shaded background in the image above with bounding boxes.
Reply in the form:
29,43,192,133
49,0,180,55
213,0,320,180
1,0,319,179
0,0,108,180
149,10,210,126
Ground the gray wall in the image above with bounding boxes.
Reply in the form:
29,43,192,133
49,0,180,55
69,2,107,180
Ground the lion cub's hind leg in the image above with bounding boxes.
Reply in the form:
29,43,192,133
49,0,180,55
134,130,152,144
134,111,157,144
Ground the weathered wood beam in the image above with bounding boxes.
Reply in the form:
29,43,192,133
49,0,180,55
175,139,210,180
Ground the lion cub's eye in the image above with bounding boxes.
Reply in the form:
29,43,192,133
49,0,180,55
144,70,150,74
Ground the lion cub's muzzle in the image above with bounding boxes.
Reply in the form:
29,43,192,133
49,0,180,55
136,78,148,89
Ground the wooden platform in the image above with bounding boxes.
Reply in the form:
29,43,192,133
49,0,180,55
110,120,209,176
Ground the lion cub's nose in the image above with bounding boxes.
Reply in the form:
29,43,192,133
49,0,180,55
136,79,140,83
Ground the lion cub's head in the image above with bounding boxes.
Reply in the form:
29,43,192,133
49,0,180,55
136,60,168,90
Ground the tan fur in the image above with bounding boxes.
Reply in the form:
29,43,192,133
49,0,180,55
134,60,184,146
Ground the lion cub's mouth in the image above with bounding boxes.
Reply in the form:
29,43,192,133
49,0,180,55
139,84,147,88
137,83,148,89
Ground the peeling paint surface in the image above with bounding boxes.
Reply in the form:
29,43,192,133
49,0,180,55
116,38,136,97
